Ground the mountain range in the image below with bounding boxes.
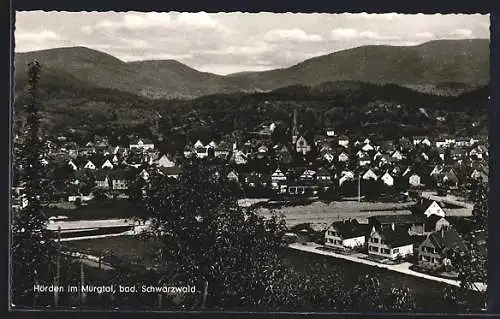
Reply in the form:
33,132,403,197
14,39,490,99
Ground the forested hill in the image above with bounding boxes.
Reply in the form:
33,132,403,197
15,39,489,99
13,74,488,154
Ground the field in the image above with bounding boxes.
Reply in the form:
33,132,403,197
257,200,473,229
64,235,483,311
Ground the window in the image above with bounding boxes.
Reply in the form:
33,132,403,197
370,238,379,244
381,248,390,254
369,246,378,252
335,240,342,245
380,239,386,245
393,248,399,254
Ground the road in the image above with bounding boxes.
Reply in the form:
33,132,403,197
420,191,473,210
289,242,486,292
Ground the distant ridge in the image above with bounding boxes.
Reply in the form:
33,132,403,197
15,39,489,99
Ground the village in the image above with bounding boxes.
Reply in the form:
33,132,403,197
11,106,489,285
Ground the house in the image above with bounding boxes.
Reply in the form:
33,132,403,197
159,166,182,179
338,135,349,148
368,225,414,260
129,138,155,151
430,165,444,177
316,167,332,181
101,159,114,169
68,160,78,171
296,136,311,155
112,155,120,164
325,128,335,137
83,160,96,170
109,170,131,190
271,168,287,182
417,228,467,270
361,143,374,152
362,168,378,181
471,168,488,181
442,169,459,187
339,171,355,186
323,151,335,163
227,171,239,182
368,215,426,236
424,215,451,235
409,174,422,187
232,150,248,165
300,169,316,180
380,171,394,187
423,201,446,218
139,169,150,180
95,171,110,189
194,140,204,148
324,219,366,250
157,154,176,168
391,150,404,161
413,136,431,147
338,152,349,162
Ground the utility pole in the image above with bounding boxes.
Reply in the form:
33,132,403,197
54,226,61,307
358,174,361,203
80,261,86,305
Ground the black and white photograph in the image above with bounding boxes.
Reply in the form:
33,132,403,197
11,11,489,312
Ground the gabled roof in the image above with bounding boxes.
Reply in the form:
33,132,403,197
328,219,365,239
369,214,425,226
159,166,182,176
427,228,467,255
376,226,413,247
424,215,448,232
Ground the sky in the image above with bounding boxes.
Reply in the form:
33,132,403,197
15,12,490,75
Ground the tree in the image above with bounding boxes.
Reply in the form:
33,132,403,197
449,179,488,310
11,61,56,305
142,159,294,309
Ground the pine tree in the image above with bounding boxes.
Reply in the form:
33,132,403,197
11,61,56,306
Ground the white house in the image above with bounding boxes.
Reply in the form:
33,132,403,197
391,150,404,161
101,159,114,169
326,129,335,137
194,140,204,148
368,225,414,260
338,135,349,148
362,169,378,181
208,141,218,148
381,172,394,186
362,143,374,152
338,152,349,162
112,155,119,164
84,160,96,170
323,152,335,163
423,201,446,218
233,150,248,165
68,160,78,171
157,154,175,168
271,168,287,182
300,169,316,180
339,171,355,186
227,171,239,182
139,169,150,181
409,174,422,187
325,220,366,250
296,136,311,155
129,138,155,151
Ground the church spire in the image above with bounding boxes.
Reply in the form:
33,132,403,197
292,108,299,144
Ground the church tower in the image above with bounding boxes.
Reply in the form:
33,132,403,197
292,109,299,144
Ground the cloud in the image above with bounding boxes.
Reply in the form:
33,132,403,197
120,53,194,61
346,13,404,20
451,28,473,37
86,12,229,34
331,28,397,40
15,29,61,42
264,28,323,42
415,32,435,39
